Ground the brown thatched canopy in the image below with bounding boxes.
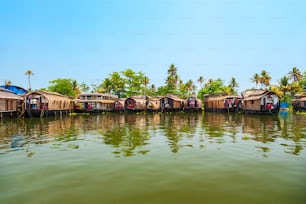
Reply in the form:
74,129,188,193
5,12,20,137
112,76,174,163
0,88,23,100
205,95,241,102
292,94,306,102
242,90,279,101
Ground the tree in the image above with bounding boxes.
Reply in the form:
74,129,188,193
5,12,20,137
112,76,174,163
185,79,195,96
260,70,271,89
288,67,302,82
79,82,90,93
197,78,227,99
250,73,260,89
143,76,150,95
48,78,76,97
108,72,126,97
278,76,290,95
72,80,81,97
25,70,34,90
166,64,179,92
101,78,113,94
121,69,137,96
4,80,12,87
228,77,239,94
300,71,306,92
197,76,204,88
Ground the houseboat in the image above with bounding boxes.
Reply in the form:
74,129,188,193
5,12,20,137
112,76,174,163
74,93,118,113
241,90,280,115
125,96,147,112
146,96,162,112
114,98,126,112
0,88,24,118
25,90,73,117
292,93,306,112
203,94,242,112
184,96,202,112
160,94,184,112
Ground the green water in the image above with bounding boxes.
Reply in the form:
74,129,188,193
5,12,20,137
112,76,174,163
1,112,306,204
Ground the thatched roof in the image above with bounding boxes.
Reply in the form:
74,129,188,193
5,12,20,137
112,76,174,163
26,90,72,102
126,96,147,103
163,94,185,102
0,88,23,100
74,99,115,104
241,90,267,98
148,96,162,101
242,90,278,101
292,94,306,102
205,95,241,102
80,92,118,99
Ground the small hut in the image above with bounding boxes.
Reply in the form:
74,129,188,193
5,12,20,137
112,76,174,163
292,93,306,112
114,98,126,112
0,88,24,118
184,96,202,112
160,94,184,112
25,90,73,117
74,93,118,113
241,90,280,114
146,96,162,112
204,94,241,112
125,96,147,112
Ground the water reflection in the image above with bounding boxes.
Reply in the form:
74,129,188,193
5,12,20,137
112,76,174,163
0,112,305,156
160,113,201,153
101,114,151,156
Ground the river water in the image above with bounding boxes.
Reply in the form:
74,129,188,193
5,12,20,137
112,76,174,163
1,112,305,204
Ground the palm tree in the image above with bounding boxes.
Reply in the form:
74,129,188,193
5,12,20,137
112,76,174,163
288,67,302,82
168,64,177,75
102,78,113,94
25,70,34,90
143,76,149,95
260,70,271,89
228,77,239,95
250,73,260,89
72,80,82,97
185,79,194,96
4,80,12,87
150,84,156,94
278,76,290,95
229,77,238,89
197,76,204,88
166,64,179,91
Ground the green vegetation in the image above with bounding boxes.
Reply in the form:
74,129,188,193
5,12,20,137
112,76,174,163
270,68,305,104
18,66,305,102
47,78,89,97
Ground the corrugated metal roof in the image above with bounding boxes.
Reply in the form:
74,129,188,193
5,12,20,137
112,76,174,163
0,85,28,95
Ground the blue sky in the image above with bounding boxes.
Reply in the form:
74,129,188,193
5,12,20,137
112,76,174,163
0,0,305,92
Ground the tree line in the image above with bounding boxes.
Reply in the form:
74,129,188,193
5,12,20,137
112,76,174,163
4,65,306,103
